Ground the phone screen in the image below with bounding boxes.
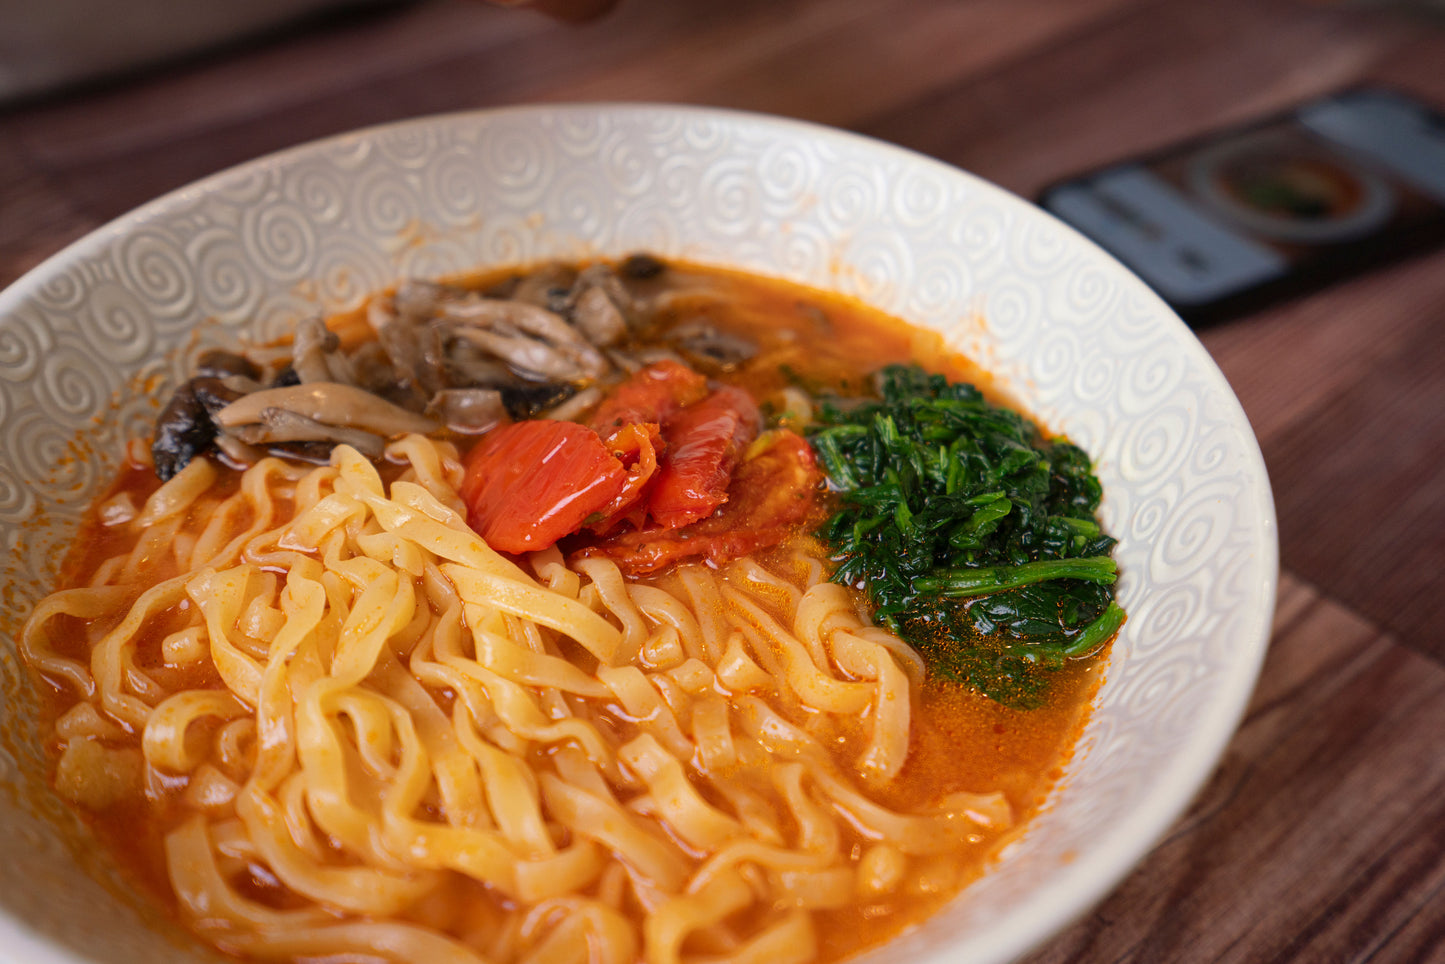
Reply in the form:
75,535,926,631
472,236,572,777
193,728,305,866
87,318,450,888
1039,88,1445,324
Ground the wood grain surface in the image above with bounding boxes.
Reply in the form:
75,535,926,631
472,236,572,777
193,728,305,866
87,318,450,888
4,0,1444,960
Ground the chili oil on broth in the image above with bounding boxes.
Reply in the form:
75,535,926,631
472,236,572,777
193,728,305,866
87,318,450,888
25,259,1108,964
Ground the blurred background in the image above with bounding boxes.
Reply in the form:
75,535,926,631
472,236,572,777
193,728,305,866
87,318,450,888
3,1,1444,961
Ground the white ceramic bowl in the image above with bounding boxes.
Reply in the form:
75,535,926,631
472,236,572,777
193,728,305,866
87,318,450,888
0,104,1276,964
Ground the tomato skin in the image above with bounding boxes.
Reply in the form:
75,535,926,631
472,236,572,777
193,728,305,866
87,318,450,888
577,429,821,575
582,360,713,534
648,385,761,529
584,363,762,533
715,430,822,533
589,360,709,435
460,420,627,554
587,421,662,535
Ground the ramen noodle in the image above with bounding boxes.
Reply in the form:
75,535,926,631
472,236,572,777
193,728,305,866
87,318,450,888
21,259,1109,964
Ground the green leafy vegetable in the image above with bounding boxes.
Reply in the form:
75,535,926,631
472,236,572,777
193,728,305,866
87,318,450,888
807,364,1124,709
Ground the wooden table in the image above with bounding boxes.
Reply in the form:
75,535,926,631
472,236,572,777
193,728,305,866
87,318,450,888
4,0,1443,960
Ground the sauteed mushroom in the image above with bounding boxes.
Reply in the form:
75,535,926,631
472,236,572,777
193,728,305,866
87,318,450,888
214,383,439,437
425,388,508,434
151,376,249,481
148,256,673,478
668,319,759,372
231,408,387,459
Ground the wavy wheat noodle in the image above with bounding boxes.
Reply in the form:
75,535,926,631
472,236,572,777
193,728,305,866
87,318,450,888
24,435,1013,964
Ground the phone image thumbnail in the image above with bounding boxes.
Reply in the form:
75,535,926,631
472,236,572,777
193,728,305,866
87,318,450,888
1039,88,1445,325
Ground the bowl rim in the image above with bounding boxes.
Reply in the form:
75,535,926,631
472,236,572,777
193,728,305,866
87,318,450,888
0,101,1278,964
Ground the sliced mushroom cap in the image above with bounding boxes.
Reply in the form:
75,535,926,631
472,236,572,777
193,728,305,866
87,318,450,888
350,340,429,412
511,262,578,312
261,440,342,466
212,432,266,468
394,280,454,325
668,320,758,373
189,376,249,416
425,388,507,435
366,295,439,401
605,345,687,375
429,336,579,419
619,252,666,280
214,373,265,395
366,292,399,336
576,263,638,306
292,316,355,385
450,327,597,383
441,338,514,389
415,323,452,396
152,383,215,482
214,383,439,438
438,293,565,338
150,376,254,481
196,349,262,382
393,279,613,383
571,285,628,348
349,340,402,396
497,381,577,420
441,298,610,381
232,408,387,459
539,385,603,423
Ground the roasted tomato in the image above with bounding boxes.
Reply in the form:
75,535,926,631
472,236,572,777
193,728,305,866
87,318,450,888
460,420,627,554
589,359,709,436
576,429,822,575
586,421,663,535
647,384,761,529
464,360,807,564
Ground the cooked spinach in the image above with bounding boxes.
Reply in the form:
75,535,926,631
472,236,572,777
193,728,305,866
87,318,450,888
807,364,1123,709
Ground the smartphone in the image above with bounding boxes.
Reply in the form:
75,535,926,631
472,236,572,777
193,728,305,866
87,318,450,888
1038,87,1445,326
